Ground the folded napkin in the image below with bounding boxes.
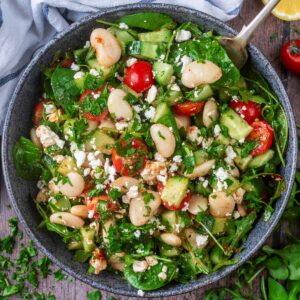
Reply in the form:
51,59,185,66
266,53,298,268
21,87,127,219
0,0,243,131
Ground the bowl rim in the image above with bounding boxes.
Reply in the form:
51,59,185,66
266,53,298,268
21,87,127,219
2,3,298,298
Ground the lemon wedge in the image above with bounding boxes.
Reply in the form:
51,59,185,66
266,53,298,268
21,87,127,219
262,0,300,21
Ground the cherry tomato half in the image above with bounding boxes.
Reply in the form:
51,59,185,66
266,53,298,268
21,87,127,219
112,139,148,176
281,40,300,75
248,120,273,157
79,89,109,121
33,101,45,126
230,98,262,124
172,101,205,116
60,57,74,68
123,61,154,93
157,182,192,211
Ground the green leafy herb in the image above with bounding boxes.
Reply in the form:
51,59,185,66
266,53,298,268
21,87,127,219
87,290,102,300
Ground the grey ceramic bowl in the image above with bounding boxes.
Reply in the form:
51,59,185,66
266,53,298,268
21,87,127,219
2,4,298,298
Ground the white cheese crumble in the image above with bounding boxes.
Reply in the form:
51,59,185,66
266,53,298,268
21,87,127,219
233,211,241,219
127,185,139,199
170,83,181,91
83,41,90,48
134,230,141,238
74,149,86,167
203,180,209,188
70,62,80,71
225,146,237,164
115,121,128,131
146,85,157,104
175,29,192,42
214,167,229,191
73,71,85,79
36,125,65,149
89,68,100,76
133,105,143,113
43,103,56,114
173,155,182,163
137,290,145,297
180,55,192,71
239,138,245,143
83,168,91,177
195,234,209,248
88,210,94,219
213,124,221,137
126,57,138,67
154,152,166,162
104,158,116,183
158,271,167,280
144,106,156,120
119,22,129,29
187,126,203,145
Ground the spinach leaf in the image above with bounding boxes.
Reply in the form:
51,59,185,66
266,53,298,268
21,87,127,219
268,278,288,300
266,256,289,280
168,37,240,87
87,290,102,300
124,259,177,291
118,12,176,30
13,137,44,180
51,67,81,115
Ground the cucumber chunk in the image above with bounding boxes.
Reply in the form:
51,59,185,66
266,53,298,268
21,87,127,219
127,41,165,60
159,243,182,257
220,109,253,140
74,74,86,90
161,210,189,232
188,85,213,102
114,29,136,53
86,129,115,154
194,149,208,166
153,102,171,122
49,196,71,213
161,176,189,209
234,148,252,171
153,62,174,85
138,29,172,43
80,227,96,252
248,149,274,168
212,217,227,235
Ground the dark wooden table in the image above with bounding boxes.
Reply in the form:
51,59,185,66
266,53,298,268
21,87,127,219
1,0,300,299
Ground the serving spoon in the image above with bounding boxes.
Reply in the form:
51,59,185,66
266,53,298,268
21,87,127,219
220,0,281,69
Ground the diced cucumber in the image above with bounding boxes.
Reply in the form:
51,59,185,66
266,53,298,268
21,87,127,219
248,149,274,169
215,133,231,145
220,109,253,140
114,30,136,53
161,211,189,233
49,196,71,213
127,41,165,60
73,48,89,65
153,102,171,123
194,149,208,166
57,156,77,175
153,102,181,145
153,62,174,86
212,217,227,235
189,85,213,102
155,89,182,106
80,227,96,252
138,29,172,43
234,148,253,171
120,83,141,98
161,176,189,209
159,243,182,257
87,58,102,72
67,240,83,251
211,175,240,194
74,74,86,90
86,130,115,154
195,181,212,197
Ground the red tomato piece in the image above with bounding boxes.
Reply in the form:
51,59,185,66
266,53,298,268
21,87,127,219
79,89,109,121
172,101,205,116
230,98,262,124
123,61,154,93
281,40,300,75
157,182,192,211
112,139,148,176
248,120,274,157
60,57,74,68
33,101,45,126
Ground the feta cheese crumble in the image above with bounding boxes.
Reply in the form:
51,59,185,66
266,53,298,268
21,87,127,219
89,68,100,76
126,57,138,67
175,29,192,42
74,149,86,167
214,124,221,137
73,71,85,79
70,62,80,71
144,106,156,120
119,22,129,30
36,125,65,149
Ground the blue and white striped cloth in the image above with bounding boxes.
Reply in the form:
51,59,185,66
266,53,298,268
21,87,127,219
0,0,243,131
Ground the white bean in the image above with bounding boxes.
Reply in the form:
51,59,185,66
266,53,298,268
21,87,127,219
109,252,125,272
107,89,133,121
111,176,139,194
202,98,219,128
90,28,121,67
133,260,148,273
233,188,246,204
150,124,176,158
87,120,99,133
181,60,222,88
102,218,114,244
36,188,49,203
50,212,84,229
185,160,215,179
129,191,161,226
99,118,115,130
70,205,89,219
30,128,42,148
188,195,208,215
174,114,190,131
160,233,182,247
49,172,85,197
209,191,235,218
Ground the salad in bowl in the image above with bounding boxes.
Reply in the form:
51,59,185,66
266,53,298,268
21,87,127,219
13,12,288,292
